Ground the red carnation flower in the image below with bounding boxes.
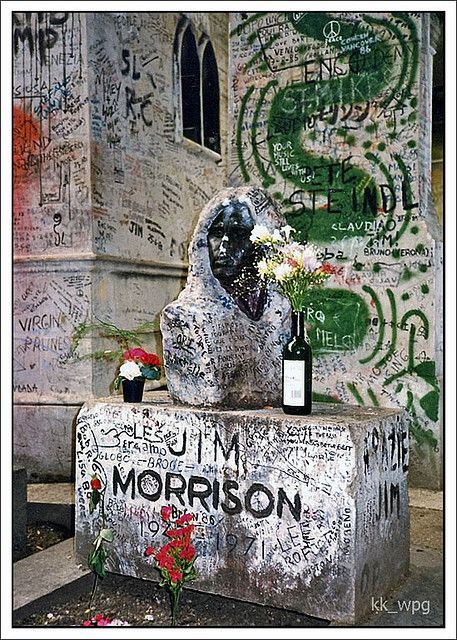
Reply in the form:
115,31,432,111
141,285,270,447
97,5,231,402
156,543,173,563
161,505,172,521
169,539,184,549
145,546,155,557
180,545,196,561
169,569,183,583
157,554,175,571
139,353,161,366
90,477,102,490
123,347,147,360
176,513,193,526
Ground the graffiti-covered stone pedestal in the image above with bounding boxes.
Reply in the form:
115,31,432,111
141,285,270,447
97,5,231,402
75,391,409,624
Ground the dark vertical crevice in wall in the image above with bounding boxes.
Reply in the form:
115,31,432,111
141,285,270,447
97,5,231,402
202,41,221,154
431,12,444,225
181,25,201,144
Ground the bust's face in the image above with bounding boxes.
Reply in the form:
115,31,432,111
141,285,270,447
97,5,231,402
208,201,254,281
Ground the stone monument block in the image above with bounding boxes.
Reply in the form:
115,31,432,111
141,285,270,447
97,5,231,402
75,392,409,624
160,186,291,408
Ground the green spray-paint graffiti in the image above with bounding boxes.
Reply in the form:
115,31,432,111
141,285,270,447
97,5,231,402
357,288,438,448
235,11,419,243
231,11,439,454
303,288,370,354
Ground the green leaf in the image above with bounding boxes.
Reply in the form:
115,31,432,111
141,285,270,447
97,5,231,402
419,390,439,422
70,318,159,363
140,365,161,380
95,556,106,578
88,544,110,579
89,490,100,514
100,528,114,543
413,360,436,383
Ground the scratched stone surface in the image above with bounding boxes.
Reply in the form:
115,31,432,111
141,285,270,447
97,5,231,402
12,12,228,479
161,186,291,409
228,12,442,487
75,392,409,623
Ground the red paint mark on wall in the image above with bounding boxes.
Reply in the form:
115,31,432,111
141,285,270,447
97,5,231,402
13,104,40,213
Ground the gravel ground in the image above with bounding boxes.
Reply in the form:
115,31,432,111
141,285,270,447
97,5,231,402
24,523,71,558
16,524,329,628
15,572,330,628
14,522,329,627
15,507,442,628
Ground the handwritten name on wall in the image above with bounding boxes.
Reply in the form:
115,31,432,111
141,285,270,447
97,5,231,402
86,12,227,262
13,12,90,256
229,11,440,453
13,270,91,400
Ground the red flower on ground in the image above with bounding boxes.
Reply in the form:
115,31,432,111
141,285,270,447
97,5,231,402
145,546,155,556
169,569,183,583
83,613,113,627
90,477,102,490
176,513,193,526
97,618,111,626
161,505,172,521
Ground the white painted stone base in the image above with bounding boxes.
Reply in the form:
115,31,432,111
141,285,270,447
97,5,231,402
75,391,409,623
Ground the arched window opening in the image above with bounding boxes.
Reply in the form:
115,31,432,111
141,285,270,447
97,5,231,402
202,41,220,154
180,25,201,145
174,19,221,157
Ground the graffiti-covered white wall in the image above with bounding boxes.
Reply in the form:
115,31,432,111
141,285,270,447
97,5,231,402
13,11,442,488
228,11,442,487
13,12,228,479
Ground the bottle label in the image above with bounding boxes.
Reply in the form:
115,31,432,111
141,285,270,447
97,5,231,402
283,360,305,406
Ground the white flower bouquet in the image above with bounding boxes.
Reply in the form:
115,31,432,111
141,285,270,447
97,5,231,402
250,224,333,311
113,348,161,390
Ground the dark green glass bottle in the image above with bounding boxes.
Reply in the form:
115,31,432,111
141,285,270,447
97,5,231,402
282,310,312,415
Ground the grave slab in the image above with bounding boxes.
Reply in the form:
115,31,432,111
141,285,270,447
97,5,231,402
74,391,409,624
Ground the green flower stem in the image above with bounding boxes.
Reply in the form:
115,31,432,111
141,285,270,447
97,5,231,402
89,574,99,610
171,587,181,626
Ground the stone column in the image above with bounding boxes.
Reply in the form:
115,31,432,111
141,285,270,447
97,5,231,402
13,12,229,479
